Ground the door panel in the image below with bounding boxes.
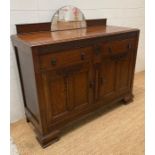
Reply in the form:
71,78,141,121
116,51,133,95
71,68,90,108
95,58,117,102
42,71,69,123
99,59,117,97
42,62,92,124
49,76,67,116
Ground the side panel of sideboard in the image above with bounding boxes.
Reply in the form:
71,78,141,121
12,43,42,134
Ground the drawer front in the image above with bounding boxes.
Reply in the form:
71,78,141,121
100,38,136,56
39,47,92,70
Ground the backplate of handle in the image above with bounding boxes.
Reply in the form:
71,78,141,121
110,52,128,61
127,43,132,49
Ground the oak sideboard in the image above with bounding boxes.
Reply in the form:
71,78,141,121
11,18,139,147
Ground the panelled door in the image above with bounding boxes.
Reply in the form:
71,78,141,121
94,38,136,103
115,48,135,96
94,57,117,103
42,62,93,125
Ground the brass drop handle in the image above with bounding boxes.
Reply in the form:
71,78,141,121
89,81,95,88
81,52,85,60
127,43,132,49
51,58,57,65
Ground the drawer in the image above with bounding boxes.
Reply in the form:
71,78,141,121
39,47,92,70
100,38,136,56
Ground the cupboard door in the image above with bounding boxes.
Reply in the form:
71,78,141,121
116,51,133,95
42,71,69,124
95,58,117,102
68,63,92,110
42,62,92,124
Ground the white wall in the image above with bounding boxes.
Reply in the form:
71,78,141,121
10,0,145,123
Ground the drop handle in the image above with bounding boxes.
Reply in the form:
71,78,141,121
127,43,132,49
81,52,85,60
51,58,57,65
89,81,95,88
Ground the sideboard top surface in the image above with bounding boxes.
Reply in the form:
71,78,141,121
11,25,139,47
